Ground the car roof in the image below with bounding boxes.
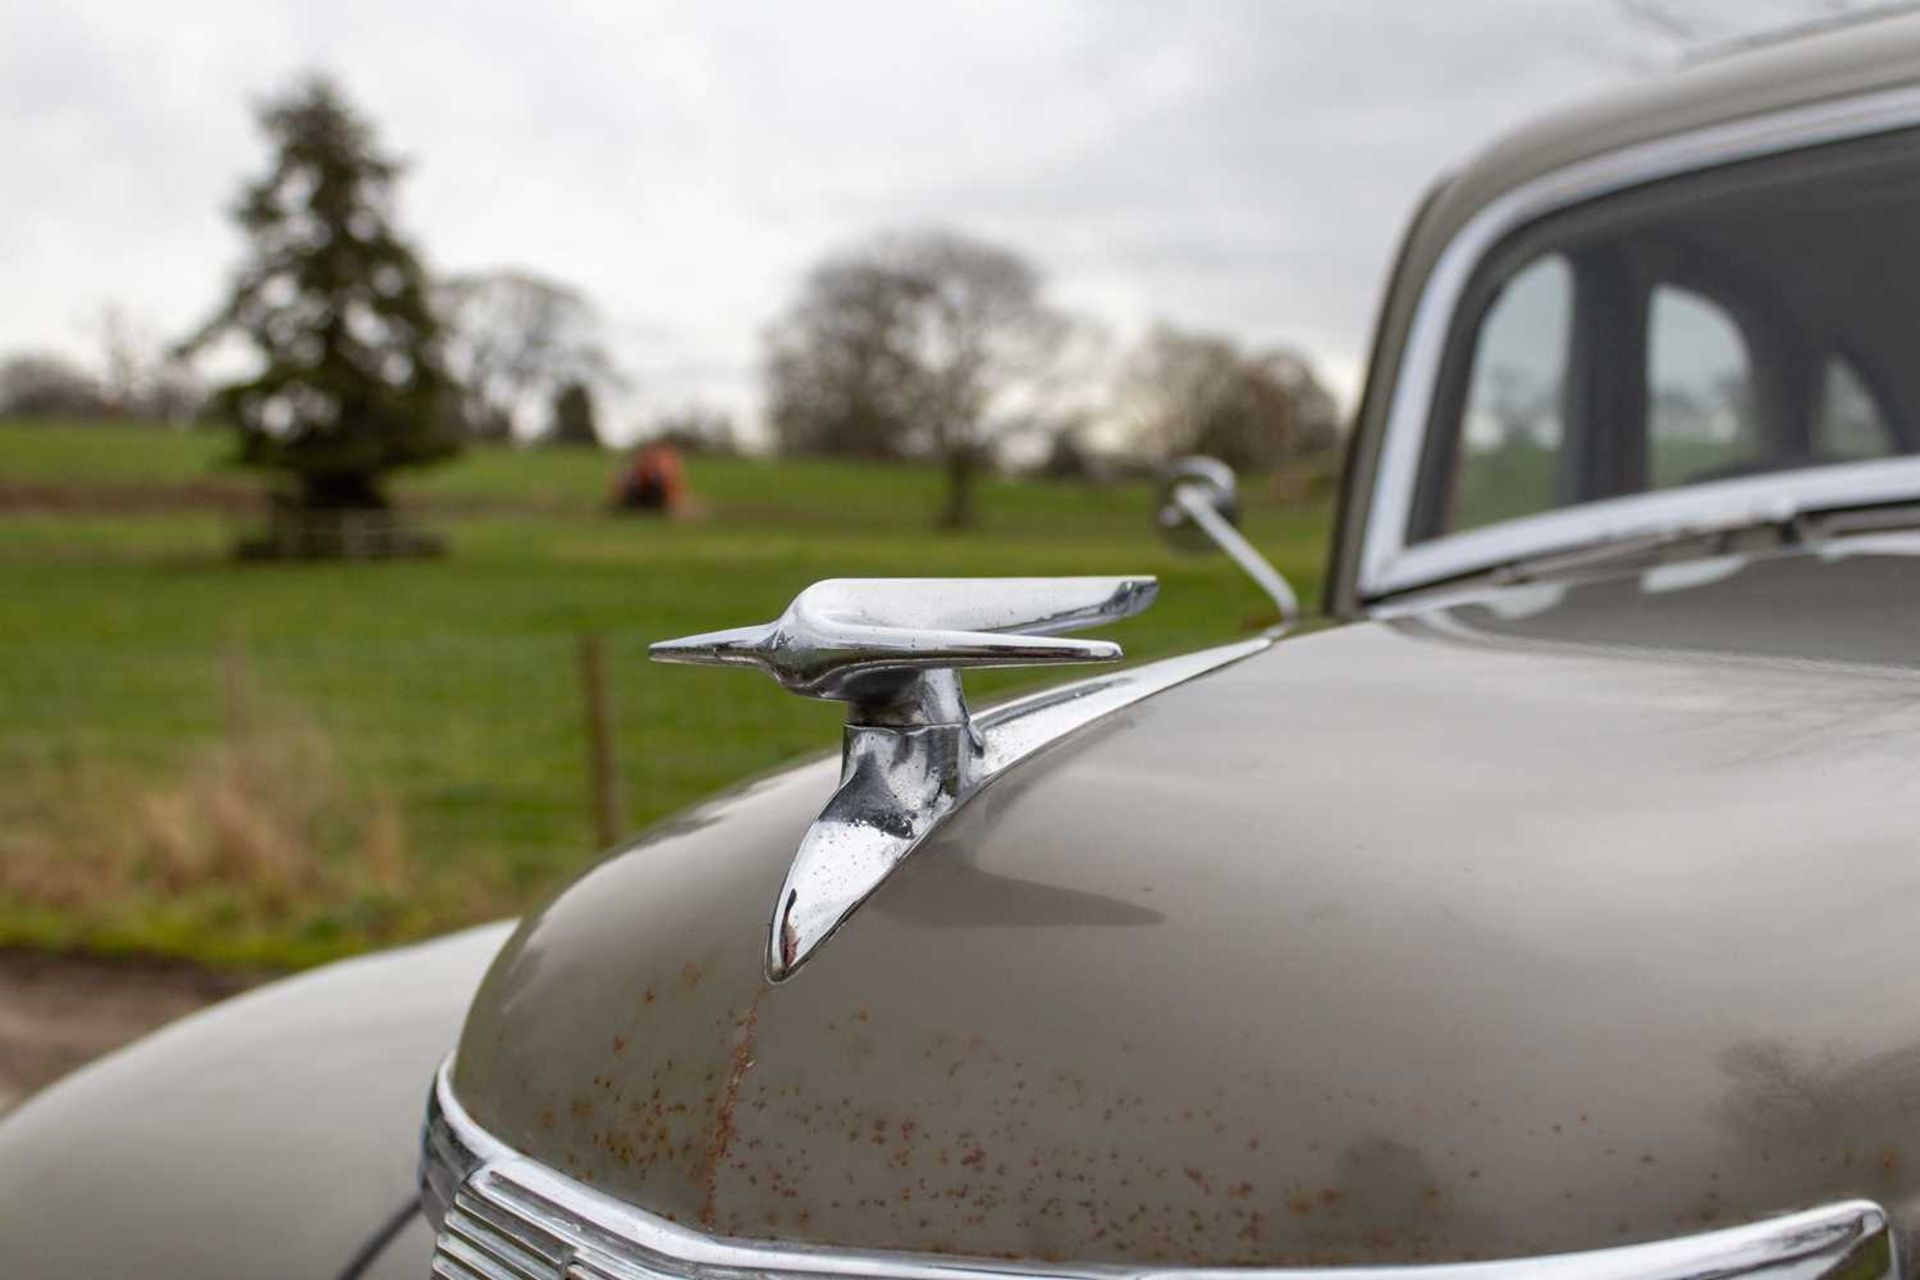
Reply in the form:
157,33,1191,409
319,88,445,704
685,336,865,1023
1423,11,1920,263
1329,10,1920,617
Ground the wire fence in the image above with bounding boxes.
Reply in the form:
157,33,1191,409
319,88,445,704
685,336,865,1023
0,625,843,964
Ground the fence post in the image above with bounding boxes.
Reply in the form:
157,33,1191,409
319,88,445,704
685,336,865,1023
578,634,625,850
220,623,252,743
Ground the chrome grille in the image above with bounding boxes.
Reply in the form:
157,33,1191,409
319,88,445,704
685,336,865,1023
433,1175,574,1280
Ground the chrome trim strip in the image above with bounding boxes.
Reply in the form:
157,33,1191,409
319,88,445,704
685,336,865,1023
425,1059,1899,1280
1359,82,1920,602
972,635,1274,777
421,1058,513,1231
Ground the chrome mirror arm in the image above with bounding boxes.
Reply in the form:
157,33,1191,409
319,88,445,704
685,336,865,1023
1167,483,1300,623
1156,456,1300,626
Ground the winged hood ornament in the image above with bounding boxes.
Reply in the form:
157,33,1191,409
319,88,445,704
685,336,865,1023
652,576,1269,981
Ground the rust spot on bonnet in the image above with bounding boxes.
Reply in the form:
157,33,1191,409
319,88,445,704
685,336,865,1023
699,989,765,1229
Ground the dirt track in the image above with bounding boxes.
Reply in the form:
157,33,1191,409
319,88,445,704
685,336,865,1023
0,949,264,1114
0,480,262,514
0,479,576,516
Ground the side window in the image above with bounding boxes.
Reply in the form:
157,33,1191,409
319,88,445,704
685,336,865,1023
1448,254,1571,532
1645,285,1760,488
1815,358,1893,461
1400,127,1920,579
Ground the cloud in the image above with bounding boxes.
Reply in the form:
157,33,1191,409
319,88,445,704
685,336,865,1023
0,0,1864,437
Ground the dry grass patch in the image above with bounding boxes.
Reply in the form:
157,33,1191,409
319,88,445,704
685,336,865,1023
0,659,513,967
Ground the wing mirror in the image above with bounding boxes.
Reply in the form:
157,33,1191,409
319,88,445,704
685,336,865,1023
1155,456,1299,625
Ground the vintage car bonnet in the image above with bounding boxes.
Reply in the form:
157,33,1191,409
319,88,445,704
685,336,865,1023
450,539,1920,1267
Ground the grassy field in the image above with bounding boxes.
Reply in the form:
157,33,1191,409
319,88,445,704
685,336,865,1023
0,422,1334,968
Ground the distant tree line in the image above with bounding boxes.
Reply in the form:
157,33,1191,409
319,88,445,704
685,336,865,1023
7,71,1344,530
0,305,204,423
764,227,1344,524
1117,324,1341,474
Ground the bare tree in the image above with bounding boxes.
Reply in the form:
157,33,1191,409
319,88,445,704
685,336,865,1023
94,303,144,415
1117,325,1245,463
886,231,1066,528
141,359,208,424
1256,348,1342,458
765,254,926,461
765,228,1065,528
437,269,616,442
92,303,205,423
1115,323,1340,473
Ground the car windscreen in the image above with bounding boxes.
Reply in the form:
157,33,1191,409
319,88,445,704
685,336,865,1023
1409,126,1920,542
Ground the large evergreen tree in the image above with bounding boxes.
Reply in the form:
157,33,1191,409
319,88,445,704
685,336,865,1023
186,75,456,509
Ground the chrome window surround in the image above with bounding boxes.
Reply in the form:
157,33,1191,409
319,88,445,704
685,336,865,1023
422,1059,1898,1280
1359,82,1920,603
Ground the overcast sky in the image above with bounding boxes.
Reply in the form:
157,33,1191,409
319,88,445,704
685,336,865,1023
0,0,1878,439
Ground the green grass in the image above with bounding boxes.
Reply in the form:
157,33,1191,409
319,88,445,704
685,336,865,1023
0,420,230,485
0,421,1332,967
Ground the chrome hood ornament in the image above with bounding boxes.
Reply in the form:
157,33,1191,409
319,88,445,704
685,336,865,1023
653,576,1267,982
